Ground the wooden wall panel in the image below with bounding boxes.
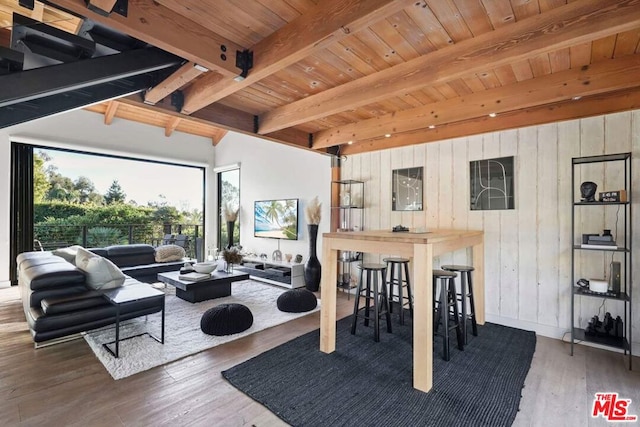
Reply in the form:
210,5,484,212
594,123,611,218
340,109,638,342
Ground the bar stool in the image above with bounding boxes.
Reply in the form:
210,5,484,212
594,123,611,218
433,269,464,361
350,263,392,342
383,257,413,325
441,264,478,345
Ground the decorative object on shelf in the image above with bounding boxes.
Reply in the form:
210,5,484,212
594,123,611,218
392,166,423,211
260,253,268,260
222,202,239,249
599,190,627,202
470,157,514,210
580,181,597,202
294,254,303,263
272,249,282,261
285,253,292,263
304,196,322,292
341,189,351,207
222,247,243,273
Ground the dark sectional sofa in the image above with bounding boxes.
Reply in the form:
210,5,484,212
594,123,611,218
18,244,186,345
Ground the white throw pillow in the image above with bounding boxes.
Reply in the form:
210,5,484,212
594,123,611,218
75,247,126,290
52,245,83,264
155,244,186,262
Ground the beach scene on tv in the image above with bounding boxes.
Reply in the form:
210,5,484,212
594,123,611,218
254,199,298,240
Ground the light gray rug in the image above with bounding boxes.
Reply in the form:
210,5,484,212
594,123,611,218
84,280,320,380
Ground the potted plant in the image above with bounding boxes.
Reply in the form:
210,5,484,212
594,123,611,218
222,247,243,273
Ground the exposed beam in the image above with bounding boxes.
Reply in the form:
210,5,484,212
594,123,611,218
340,88,640,155
211,129,227,146
86,0,117,15
259,0,640,134
180,0,416,115
313,54,640,148
164,116,180,137
180,71,225,114
48,0,245,77
144,61,206,105
104,99,118,124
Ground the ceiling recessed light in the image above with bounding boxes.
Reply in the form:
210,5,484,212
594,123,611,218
572,96,582,101
347,140,353,145
489,112,497,118
384,133,391,138
428,125,436,129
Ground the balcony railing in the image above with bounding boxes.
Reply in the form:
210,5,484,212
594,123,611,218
33,223,204,260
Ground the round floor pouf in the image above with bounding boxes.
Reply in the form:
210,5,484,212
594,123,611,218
277,288,318,313
200,303,253,336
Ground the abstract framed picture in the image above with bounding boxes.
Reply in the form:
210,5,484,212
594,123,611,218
392,167,423,211
470,156,515,210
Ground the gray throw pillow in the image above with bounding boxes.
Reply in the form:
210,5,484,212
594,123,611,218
75,247,126,290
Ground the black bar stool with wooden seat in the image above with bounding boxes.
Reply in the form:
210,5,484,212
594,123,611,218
351,263,392,342
433,269,464,361
383,257,413,325
441,264,478,345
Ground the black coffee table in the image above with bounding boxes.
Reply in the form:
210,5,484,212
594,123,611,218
157,270,250,303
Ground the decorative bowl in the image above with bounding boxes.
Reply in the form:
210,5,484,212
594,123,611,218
193,262,217,274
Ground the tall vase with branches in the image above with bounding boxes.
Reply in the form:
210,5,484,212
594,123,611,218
304,196,322,292
222,202,239,249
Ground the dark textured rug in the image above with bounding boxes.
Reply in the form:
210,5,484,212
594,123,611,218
223,314,536,427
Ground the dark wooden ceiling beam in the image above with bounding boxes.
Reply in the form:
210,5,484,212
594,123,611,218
49,0,245,76
258,0,640,134
340,88,640,155
179,0,416,115
313,54,640,148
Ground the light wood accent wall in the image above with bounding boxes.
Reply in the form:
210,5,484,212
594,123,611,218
341,110,640,343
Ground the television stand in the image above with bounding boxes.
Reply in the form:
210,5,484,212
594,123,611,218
236,256,305,289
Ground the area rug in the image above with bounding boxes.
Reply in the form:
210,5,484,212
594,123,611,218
84,280,320,380
223,316,536,427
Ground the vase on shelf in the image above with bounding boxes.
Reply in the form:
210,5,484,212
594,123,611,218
226,221,235,249
225,262,234,273
304,224,321,292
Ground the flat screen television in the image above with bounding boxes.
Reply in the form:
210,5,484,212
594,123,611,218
254,198,299,240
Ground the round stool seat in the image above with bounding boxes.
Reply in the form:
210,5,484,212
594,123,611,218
358,263,386,271
382,257,410,263
441,264,475,272
200,303,253,336
433,269,457,278
277,288,318,313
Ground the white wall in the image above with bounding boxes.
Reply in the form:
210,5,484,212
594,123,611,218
0,109,216,287
342,110,640,347
214,133,331,262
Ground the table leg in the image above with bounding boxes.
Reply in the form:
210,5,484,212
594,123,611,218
115,305,120,358
320,243,337,353
413,243,433,392
160,296,165,344
472,239,485,325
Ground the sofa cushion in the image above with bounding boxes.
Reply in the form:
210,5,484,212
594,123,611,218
76,247,126,290
155,244,186,262
104,244,156,267
22,260,86,291
41,291,106,315
52,245,83,264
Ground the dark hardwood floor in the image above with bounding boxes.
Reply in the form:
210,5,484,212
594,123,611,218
1,285,638,426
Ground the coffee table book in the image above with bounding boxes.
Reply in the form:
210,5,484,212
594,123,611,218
178,272,211,281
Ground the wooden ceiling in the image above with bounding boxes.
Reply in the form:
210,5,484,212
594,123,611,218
6,0,640,154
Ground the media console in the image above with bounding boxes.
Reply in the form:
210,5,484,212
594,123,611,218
236,256,305,289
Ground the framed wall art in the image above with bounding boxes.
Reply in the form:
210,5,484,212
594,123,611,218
392,167,423,211
470,156,515,210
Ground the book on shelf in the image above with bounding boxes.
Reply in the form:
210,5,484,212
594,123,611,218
580,243,618,250
178,272,211,281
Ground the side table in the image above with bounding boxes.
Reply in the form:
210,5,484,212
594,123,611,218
102,284,165,358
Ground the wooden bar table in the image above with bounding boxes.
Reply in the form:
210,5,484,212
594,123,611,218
319,228,484,393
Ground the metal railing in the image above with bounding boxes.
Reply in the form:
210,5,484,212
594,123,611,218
33,223,203,259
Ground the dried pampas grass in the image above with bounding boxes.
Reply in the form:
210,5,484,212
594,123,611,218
222,202,239,222
305,196,322,225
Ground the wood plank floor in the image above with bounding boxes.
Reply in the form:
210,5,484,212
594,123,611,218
1,285,639,426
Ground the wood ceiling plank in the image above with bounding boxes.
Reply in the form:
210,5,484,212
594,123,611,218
528,53,552,77
613,29,640,57
425,0,474,42
369,17,421,62
386,10,437,55
510,0,541,21
549,47,571,72
452,0,494,36
570,42,592,68
341,87,640,155
49,0,244,77
493,64,519,85
144,62,207,105
104,100,119,125
404,2,453,48
179,0,416,115
476,69,502,89
353,28,403,67
313,53,640,148
258,0,640,134
481,0,516,28
591,34,617,62
538,0,567,12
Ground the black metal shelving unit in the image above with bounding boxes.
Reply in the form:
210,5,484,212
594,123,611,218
332,179,364,297
570,152,632,369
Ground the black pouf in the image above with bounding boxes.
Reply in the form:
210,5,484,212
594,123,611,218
200,303,253,336
277,288,318,313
